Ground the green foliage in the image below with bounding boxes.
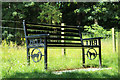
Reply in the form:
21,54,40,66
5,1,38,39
2,2,120,44
37,3,62,24
12,12,17,16
2,31,14,43
15,32,22,45
2,2,120,28
2,2,62,44
84,24,112,38
24,2,35,7
74,2,120,28
2,31,23,45
7,34,14,42
2,31,8,39
2,3,25,20
2,2,62,24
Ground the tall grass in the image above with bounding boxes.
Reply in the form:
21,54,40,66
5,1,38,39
1,39,118,78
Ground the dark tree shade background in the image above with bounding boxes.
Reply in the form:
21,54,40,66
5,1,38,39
1,2,120,45
2,2,120,28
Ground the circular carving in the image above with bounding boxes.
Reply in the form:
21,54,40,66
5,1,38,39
87,48,97,60
31,48,42,63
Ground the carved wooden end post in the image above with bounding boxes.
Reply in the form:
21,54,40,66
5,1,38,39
23,20,30,65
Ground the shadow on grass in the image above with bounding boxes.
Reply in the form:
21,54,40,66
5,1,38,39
4,69,118,79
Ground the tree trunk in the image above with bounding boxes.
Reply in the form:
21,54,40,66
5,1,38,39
94,19,98,24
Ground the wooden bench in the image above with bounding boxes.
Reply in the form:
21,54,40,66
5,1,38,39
23,20,103,70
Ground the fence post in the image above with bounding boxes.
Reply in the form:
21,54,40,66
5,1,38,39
112,28,116,53
0,2,2,44
61,23,66,55
118,32,120,77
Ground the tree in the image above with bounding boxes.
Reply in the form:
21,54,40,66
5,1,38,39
2,2,62,44
74,2,120,29
37,2,62,24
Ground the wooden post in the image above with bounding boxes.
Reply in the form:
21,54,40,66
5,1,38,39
61,23,66,55
118,32,120,76
0,2,2,44
112,28,116,53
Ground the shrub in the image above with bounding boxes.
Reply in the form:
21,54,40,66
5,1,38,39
84,24,112,38
15,32,22,45
2,31,14,44
2,31,23,45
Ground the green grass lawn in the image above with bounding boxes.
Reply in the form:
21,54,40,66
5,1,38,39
1,39,118,78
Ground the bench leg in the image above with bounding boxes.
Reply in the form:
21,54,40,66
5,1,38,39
27,48,30,65
82,48,85,67
44,45,47,70
99,46,102,68
44,37,47,70
98,39,102,68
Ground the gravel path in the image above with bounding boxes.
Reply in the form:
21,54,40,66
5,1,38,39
52,67,112,75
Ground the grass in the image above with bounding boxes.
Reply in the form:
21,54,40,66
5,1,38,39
0,39,118,78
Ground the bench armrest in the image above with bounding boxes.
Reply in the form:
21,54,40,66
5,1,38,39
82,37,103,40
26,34,49,38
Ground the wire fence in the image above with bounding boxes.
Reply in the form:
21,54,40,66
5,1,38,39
1,20,25,45
1,20,115,46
